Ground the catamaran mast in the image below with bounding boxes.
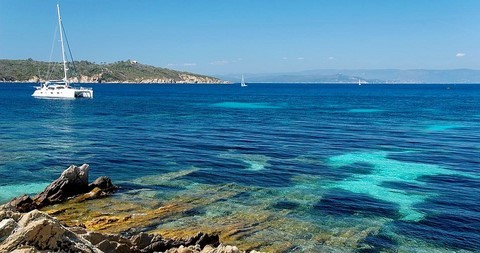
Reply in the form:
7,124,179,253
57,4,68,84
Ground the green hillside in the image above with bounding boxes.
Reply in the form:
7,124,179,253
0,59,223,83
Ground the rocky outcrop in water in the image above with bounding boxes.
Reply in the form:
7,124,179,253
4,164,117,213
0,165,261,253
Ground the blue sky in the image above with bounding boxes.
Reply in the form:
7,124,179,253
1,0,479,75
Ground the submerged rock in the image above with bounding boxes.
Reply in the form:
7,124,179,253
3,164,117,212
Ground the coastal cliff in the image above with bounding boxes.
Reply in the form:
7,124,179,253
0,59,226,84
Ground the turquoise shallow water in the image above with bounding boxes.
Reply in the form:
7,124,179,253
0,83,479,252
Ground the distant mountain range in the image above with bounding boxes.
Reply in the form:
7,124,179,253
217,69,480,84
3,59,479,84
0,59,223,84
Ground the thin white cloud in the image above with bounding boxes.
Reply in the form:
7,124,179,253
210,60,229,65
328,56,335,60
456,52,466,57
297,57,305,60
282,57,288,60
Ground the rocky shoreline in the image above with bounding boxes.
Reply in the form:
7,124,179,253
0,164,261,253
23,76,229,84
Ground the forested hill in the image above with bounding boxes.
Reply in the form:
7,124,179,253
0,59,224,84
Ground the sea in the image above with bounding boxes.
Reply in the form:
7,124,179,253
0,83,479,252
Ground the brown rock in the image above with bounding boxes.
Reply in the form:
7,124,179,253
33,164,90,207
185,232,220,249
130,232,158,249
96,239,119,252
89,176,116,192
3,164,117,212
115,243,131,253
5,195,35,213
83,231,108,245
69,226,88,235
74,187,107,203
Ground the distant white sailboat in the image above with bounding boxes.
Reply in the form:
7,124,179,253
32,4,93,99
240,75,247,87
358,79,362,86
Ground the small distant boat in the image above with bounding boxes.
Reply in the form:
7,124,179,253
240,75,247,87
357,79,367,86
32,4,93,99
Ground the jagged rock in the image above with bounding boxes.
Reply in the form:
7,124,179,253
130,232,173,252
0,210,101,253
33,164,90,207
82,231,110,245
96,239,120,252
143,239,172,252
89,176,116,192
130,232,159,249
0,218,17,241
184,232,221,249
4,195,35,213
2,164,117,212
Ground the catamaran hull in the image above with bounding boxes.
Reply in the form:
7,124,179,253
32,88,93,99
75,90,93,98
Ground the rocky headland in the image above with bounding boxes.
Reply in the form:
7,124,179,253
0,59,227,84
0,164,261,253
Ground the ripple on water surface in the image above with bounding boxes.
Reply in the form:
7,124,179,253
348,108,384,113
219,153,270,171
210,102,282,109
2,84,480,252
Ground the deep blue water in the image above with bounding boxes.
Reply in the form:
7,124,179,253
0,83,479,252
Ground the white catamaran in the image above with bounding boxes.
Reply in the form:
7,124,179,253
32,4,93,99
240,75,247,87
